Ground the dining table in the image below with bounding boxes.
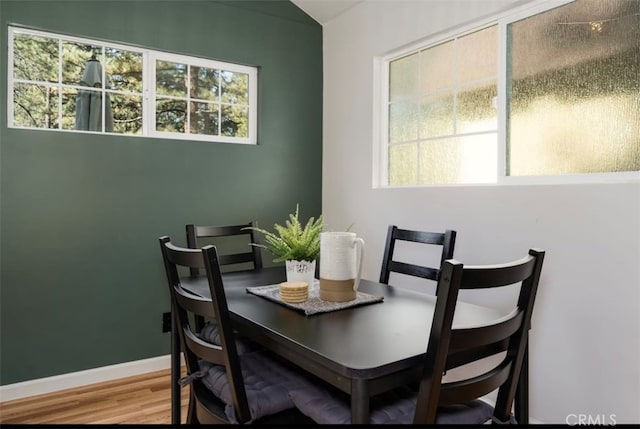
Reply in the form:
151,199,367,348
169,265,530,424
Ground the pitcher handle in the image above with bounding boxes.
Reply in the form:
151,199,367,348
353,238,365,291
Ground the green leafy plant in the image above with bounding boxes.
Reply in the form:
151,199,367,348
245,205,324,262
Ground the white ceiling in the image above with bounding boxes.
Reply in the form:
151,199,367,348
290,0,362,25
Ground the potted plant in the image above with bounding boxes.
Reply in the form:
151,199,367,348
245,205,324,286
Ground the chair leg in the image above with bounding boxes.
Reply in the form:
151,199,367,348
514,345,529,423
186,388,197,424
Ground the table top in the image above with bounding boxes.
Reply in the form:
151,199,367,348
180,266,507,380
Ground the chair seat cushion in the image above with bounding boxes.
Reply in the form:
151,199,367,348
197,350,313,424
199,323,260,355
289,382,495,424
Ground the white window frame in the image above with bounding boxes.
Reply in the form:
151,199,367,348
7,26,258,145
373,0,640,188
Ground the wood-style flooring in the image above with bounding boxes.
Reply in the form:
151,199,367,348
0,367,189,424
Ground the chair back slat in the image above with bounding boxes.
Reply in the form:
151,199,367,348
174,285,218,319
218,252,257,266
448,311,524,352
183,327,226,366
393,229,447,244
459,255,536,289
165,242,206,269
445,338,510,371
387,261,440,280
439,360,512,405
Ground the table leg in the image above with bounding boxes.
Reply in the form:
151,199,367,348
171,308,181,425
351,379,370,424
515,341,529,424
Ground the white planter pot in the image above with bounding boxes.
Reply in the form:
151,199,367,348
285,259,316,287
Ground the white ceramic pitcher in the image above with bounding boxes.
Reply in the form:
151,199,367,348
319,232,365,302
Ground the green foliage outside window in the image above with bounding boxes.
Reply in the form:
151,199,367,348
10,27,255,142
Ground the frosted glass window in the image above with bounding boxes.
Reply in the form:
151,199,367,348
389,143,418,185
389,54,419,102
507,0,640,176
418,135,497,185
381,0,639,186
419,92,454,139
419,41,454,93
387,25,498,186
389,101,419,143
457,82,497,134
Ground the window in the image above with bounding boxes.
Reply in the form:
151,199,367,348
377,0,640,186
386,26,498,185
8,26,258,144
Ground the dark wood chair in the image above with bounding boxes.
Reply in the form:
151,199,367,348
379,225,457,294
159,236,315,425
186,222,263,277
289,248,545,424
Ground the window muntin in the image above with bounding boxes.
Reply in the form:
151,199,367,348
380,0,640,186
8,26,257,144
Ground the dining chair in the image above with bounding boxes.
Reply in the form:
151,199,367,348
379,225,457,295
289,248,545,424
159,236,315,425
186,221,263,277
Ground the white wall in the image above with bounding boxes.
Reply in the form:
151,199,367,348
321,0,640,424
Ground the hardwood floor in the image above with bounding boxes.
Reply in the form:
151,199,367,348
0,368,189,424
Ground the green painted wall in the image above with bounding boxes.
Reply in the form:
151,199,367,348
0,0,322,385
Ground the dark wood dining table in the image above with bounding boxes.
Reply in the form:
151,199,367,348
170,266,530,424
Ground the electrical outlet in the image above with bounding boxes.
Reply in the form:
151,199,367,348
162,312,172,333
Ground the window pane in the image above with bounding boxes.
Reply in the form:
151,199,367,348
419,41,454,94
390,54,419,101
106,48,143,93
156,61,187,97
389,143,418,185
190,101,219,135
13,33,58,83
457,26,498,83
156,98,186,133
61,88,77,130
74,88,113,132
111,94,143,134
418,135,497,184
389,101,419,143
457,82,497,134
63,42,100,86
508,0,640,176
190,66,219,101
220,71,248,105
419,92,454,139
221,105,248,137
13,83,59,128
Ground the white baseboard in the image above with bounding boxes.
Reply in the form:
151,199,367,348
0,354,182,403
